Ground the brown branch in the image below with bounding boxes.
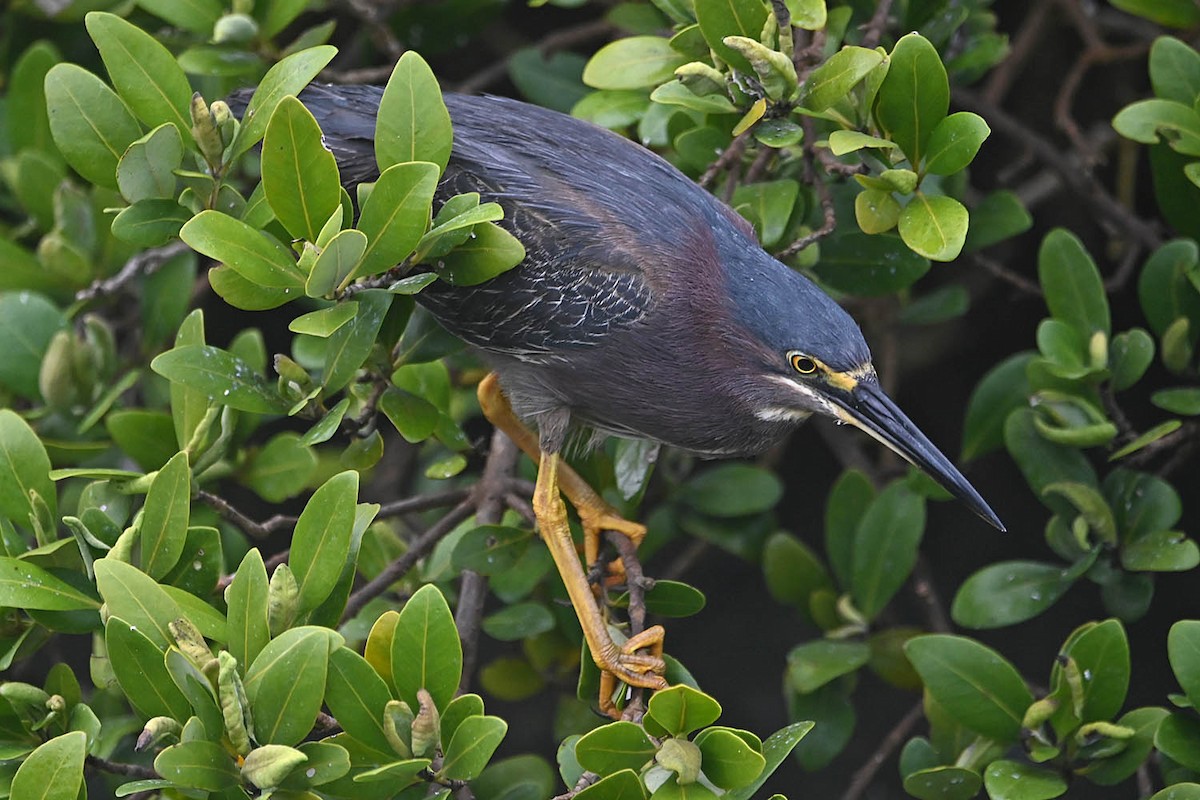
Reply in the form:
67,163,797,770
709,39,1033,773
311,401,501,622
839,701,925,800
859,0,894,50
455,18,616,95
342,499,476,622
911,555,952,634
86,754,157,779
457,431,518,691
195,490,293,540
970,253,1042,296
981,0,1051,105
76,241,190,304
699,131,751,189
953,87,1162,251
378,488,473,519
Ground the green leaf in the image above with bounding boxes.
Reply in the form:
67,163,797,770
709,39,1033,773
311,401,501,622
1115,98,1200,154
322,290,392,393
44,63,142,190
1055,618,1130,723
731,180,799,249
1080,707,1168,785
111,199,191,247
263,95,341,241
573,89,650,129
1110,0,1200,27
693,0,769,77
583,36,688,90
680,464,782,517
762,532,832,610
376,51,453,174
325,647,394,755
229,46,337,159
815,233,931,295
151,344,289,414
481,602,555,641
824,469,874,589
903,767,982,800
435,222,526,286
105,617,191,720
829,130,897,155
180,210,304,290
647,685,722,737
1156,713,1200,772
245,626,343,745
291,471,358,613
153,740,240,792
798,46,884,112
1039,228,1111,336
226,551,270,671
451,525,533,575
508,48,590,113
905,634,1033,742
1153,387,1200,414
1005,409,1099,508
923,112,990,175
8,41,60,156
876,33,949,165
352,161,440,282
1110,328,1155,390
961,352,1034,460
1170,620,1200,709
94,559,182,648
695,728,764,790
855,188,901,234
724,721,813,800
574,769,648,800
1151,36,1200,105
1122,529,1200,571
0,409,57,527
0,558,99,610
134,0,223,34
1110,421,1184,461
391,584,463,712
10,731,86,800
621,580,707,618
117,123,183,203
439,715,508,781
307,229,368,298
898,194,968,262
86,12,191,135
0,293,66,401
1138,239,1200,338
139,451,190,579
786,640,870,693
951,557,1091,629
243,432,317,502
575,721,657,776
964,190,1032,251
851,482,924,620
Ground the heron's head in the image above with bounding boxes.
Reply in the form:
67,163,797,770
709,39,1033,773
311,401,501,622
724,242,1004,531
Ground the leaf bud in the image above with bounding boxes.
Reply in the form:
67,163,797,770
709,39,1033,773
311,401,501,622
137,716,183,751
383,699,414,759
267,564,299,637
241,744,308,789
656,737,703,785
411,688,441,759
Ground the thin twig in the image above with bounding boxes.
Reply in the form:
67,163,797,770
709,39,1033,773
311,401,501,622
970,253,1042,296
455,18,616,95
911,555,952,634
342,500,476,622
195,490,292,540
859,0,894,50
839,701,925,800
76,241,190,303
86,754,157,779
378,488,473,519
699,131,751,189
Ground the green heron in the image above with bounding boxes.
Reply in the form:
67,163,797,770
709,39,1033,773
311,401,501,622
289,84,1003,711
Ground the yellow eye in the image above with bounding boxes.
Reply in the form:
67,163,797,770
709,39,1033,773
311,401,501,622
791,354,817,374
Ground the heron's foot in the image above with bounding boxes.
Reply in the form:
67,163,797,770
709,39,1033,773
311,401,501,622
579,506,647,585
597,625,668,718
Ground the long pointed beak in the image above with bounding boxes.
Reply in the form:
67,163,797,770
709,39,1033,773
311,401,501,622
830,379,1005,531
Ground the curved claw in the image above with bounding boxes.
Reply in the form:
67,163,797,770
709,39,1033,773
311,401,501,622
598,625,668,717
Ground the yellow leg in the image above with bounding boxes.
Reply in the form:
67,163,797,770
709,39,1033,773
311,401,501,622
477,374,647,569
477,374,667,711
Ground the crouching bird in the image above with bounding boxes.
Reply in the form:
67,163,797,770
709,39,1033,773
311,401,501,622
284,84,1003,714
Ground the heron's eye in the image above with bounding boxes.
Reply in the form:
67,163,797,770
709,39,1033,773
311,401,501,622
791,354,818,374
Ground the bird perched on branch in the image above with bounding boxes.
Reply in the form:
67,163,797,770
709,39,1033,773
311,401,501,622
289,84,1002,714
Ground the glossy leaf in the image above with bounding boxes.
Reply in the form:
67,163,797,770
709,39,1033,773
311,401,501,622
10,731,86,800
439,715,508,781
117,124,183,202
1039,228,1111,336
0,293,67,401
575,769,647,800
924,112,990,175
391,584,463,712
951,557,1091,629
575,721,656,776
94,558,181,648
263,95,341,241
181,210,304,289
903,766,982,800
325,647,394,754
376,51,453,173
905,634,1033,742
898,194,968,262
44,63,141,190
481,602,555,641
322,290,392,393
435,222,526,286
815,233,930,295
153,740,240,792
106,617,190,720
725,721,813,800
787,640,870,693
762,532,832,610
1150,36,1200,104
152,344,288,414
696,728,764,790
139,451,190,579
226,548,270,671
647,685,722,737
0,409,57,528
964,190,1032,251
876,33,948,165
1155,713,1200,772
1138,239,1200,338
680,464,782,517
291,471,358,613
307,229,368,298
229,46,337,159
585,36,687,90
86,12,191,134
353,162,440,281
245,626,343,745
1169,620,1200,708
851,482,924,620
693,0,769,77
0,558,99,611
243,432,317,502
